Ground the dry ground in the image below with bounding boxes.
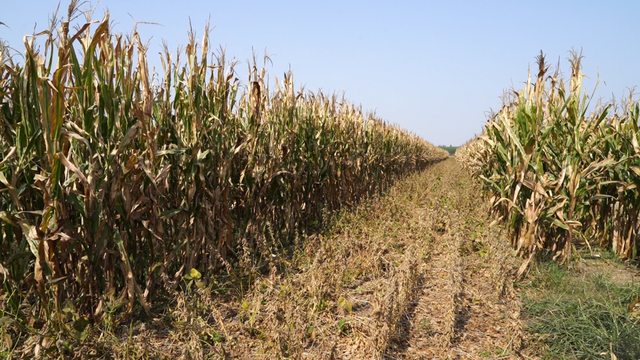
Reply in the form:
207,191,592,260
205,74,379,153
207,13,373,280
214,158,525,359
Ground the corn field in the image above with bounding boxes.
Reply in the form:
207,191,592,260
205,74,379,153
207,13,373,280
0,4,448,329
458,50,640,270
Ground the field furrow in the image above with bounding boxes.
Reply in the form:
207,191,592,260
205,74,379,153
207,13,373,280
210,158,525,359
383,232,462,359
385,159,525,360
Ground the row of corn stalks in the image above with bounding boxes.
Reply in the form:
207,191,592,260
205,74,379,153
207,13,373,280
0,4,449,330
457,50,640,271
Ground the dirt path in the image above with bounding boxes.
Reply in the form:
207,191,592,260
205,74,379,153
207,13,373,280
384,158,524,359
213,158,526,359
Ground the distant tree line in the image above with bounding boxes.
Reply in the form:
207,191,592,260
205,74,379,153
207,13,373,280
439,145,458,155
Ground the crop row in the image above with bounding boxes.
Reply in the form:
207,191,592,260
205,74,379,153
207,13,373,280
458,50,640,271
0,5,448,326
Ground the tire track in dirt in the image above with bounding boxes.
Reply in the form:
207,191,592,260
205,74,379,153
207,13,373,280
385,158,524,359
219,160,448,359
383,231,464,359
447,228,524,359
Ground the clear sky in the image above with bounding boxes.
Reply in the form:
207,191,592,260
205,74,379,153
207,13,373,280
2,1,639,146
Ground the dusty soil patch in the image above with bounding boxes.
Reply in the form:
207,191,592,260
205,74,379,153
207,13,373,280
385,159,524,360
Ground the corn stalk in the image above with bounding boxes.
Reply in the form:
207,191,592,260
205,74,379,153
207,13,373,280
459,50,640,271
0,3,449,332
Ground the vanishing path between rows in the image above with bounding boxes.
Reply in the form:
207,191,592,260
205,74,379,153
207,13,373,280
212,158,526,359
383,158,523,359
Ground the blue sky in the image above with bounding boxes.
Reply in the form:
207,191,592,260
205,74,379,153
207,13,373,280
2,1,639,146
